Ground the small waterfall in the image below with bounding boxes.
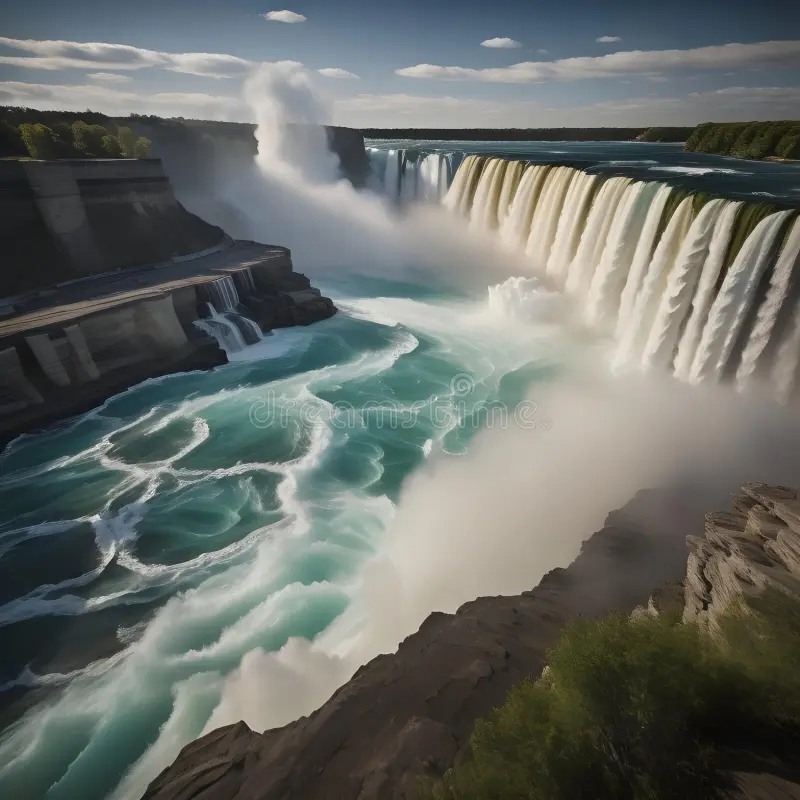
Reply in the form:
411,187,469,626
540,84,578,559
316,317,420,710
207,276,240,312
194,303,263,354
443,152,800,402
688,210,793,384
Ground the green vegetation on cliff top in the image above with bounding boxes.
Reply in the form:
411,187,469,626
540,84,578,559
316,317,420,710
684,121,800,160
419,588,800,800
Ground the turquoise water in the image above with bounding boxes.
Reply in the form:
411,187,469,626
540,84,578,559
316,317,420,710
0,272,565,800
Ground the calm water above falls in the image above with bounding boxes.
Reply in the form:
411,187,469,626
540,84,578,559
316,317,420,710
2,140,800,800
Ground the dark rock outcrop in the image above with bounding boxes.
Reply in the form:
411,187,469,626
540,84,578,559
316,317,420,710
143,486,709,800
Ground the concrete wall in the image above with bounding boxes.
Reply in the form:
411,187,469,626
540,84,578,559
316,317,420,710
0,159,225,298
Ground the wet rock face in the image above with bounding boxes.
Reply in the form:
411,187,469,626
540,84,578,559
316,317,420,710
143,486,706,800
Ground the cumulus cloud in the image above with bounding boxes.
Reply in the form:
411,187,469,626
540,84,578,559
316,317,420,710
317,67,360,79
87,72,133,82
481,37,522,49
597,35,622,43
0,80,246,120
262,10,307,23
0,36,254,78
538,49,549,54
396,39,800,83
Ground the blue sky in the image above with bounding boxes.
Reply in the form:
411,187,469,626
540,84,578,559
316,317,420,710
1,0,798,127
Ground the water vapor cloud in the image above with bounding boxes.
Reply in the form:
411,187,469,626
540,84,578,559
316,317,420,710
262,10,307,23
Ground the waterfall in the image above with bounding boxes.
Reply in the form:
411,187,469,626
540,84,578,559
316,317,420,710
737,216,800,391
640,199,728,372
500,165,551,251
672,201,743,380
615,184,675,339
194,303,263,354
585,181,659,331
207,276,240,312
688,210,793,385
470,158,508,231
525,166,576,268
384,149,400,198
564,177,632,299
443,153,800,402
545,172,599,283
497,161,526,225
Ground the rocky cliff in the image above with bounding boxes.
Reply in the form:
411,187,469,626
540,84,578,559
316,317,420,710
144,482,800,800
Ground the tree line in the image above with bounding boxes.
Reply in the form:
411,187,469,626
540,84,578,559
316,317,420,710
0,108,151,160
684,121,800,160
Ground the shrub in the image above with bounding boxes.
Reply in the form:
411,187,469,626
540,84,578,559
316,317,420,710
419,591,800,800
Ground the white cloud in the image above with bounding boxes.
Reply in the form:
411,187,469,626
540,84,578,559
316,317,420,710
480,38,522,49
0,80,246,120
597,36,622,43
396,39,800,84
0,36,254,78
333,85,800,128
317,67,360,79
87,72,134,83
262,10,307,23
538,49,549,55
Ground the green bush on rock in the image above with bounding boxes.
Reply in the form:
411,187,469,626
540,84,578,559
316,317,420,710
418,589,800,800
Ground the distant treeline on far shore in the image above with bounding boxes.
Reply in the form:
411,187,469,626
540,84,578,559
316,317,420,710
683,121,800,160
360,127,693,143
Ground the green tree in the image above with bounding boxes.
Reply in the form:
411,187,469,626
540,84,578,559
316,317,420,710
684,122,714,151
19,123,57,159
72,121,110,156
117,126,138,157
102,134,123,157
776,132,800,159
133,136,152,157
0,120,27,157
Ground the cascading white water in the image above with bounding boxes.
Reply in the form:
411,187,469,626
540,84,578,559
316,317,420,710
500,165,551,251
469,158,508,231
612,197,695,372
585,181,659,331
614,184,675,339
496,161,526,226
564,177,632,299
207,276,240,312
545,172,599,283
194,303,263,354
688,210,793,385
525,167,576,268
672,201,743,381
640,199,728,372
384,149,400,199
737,216,800,391
439,152,800,402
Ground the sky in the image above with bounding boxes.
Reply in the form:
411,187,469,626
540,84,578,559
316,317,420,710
0,0,799,128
